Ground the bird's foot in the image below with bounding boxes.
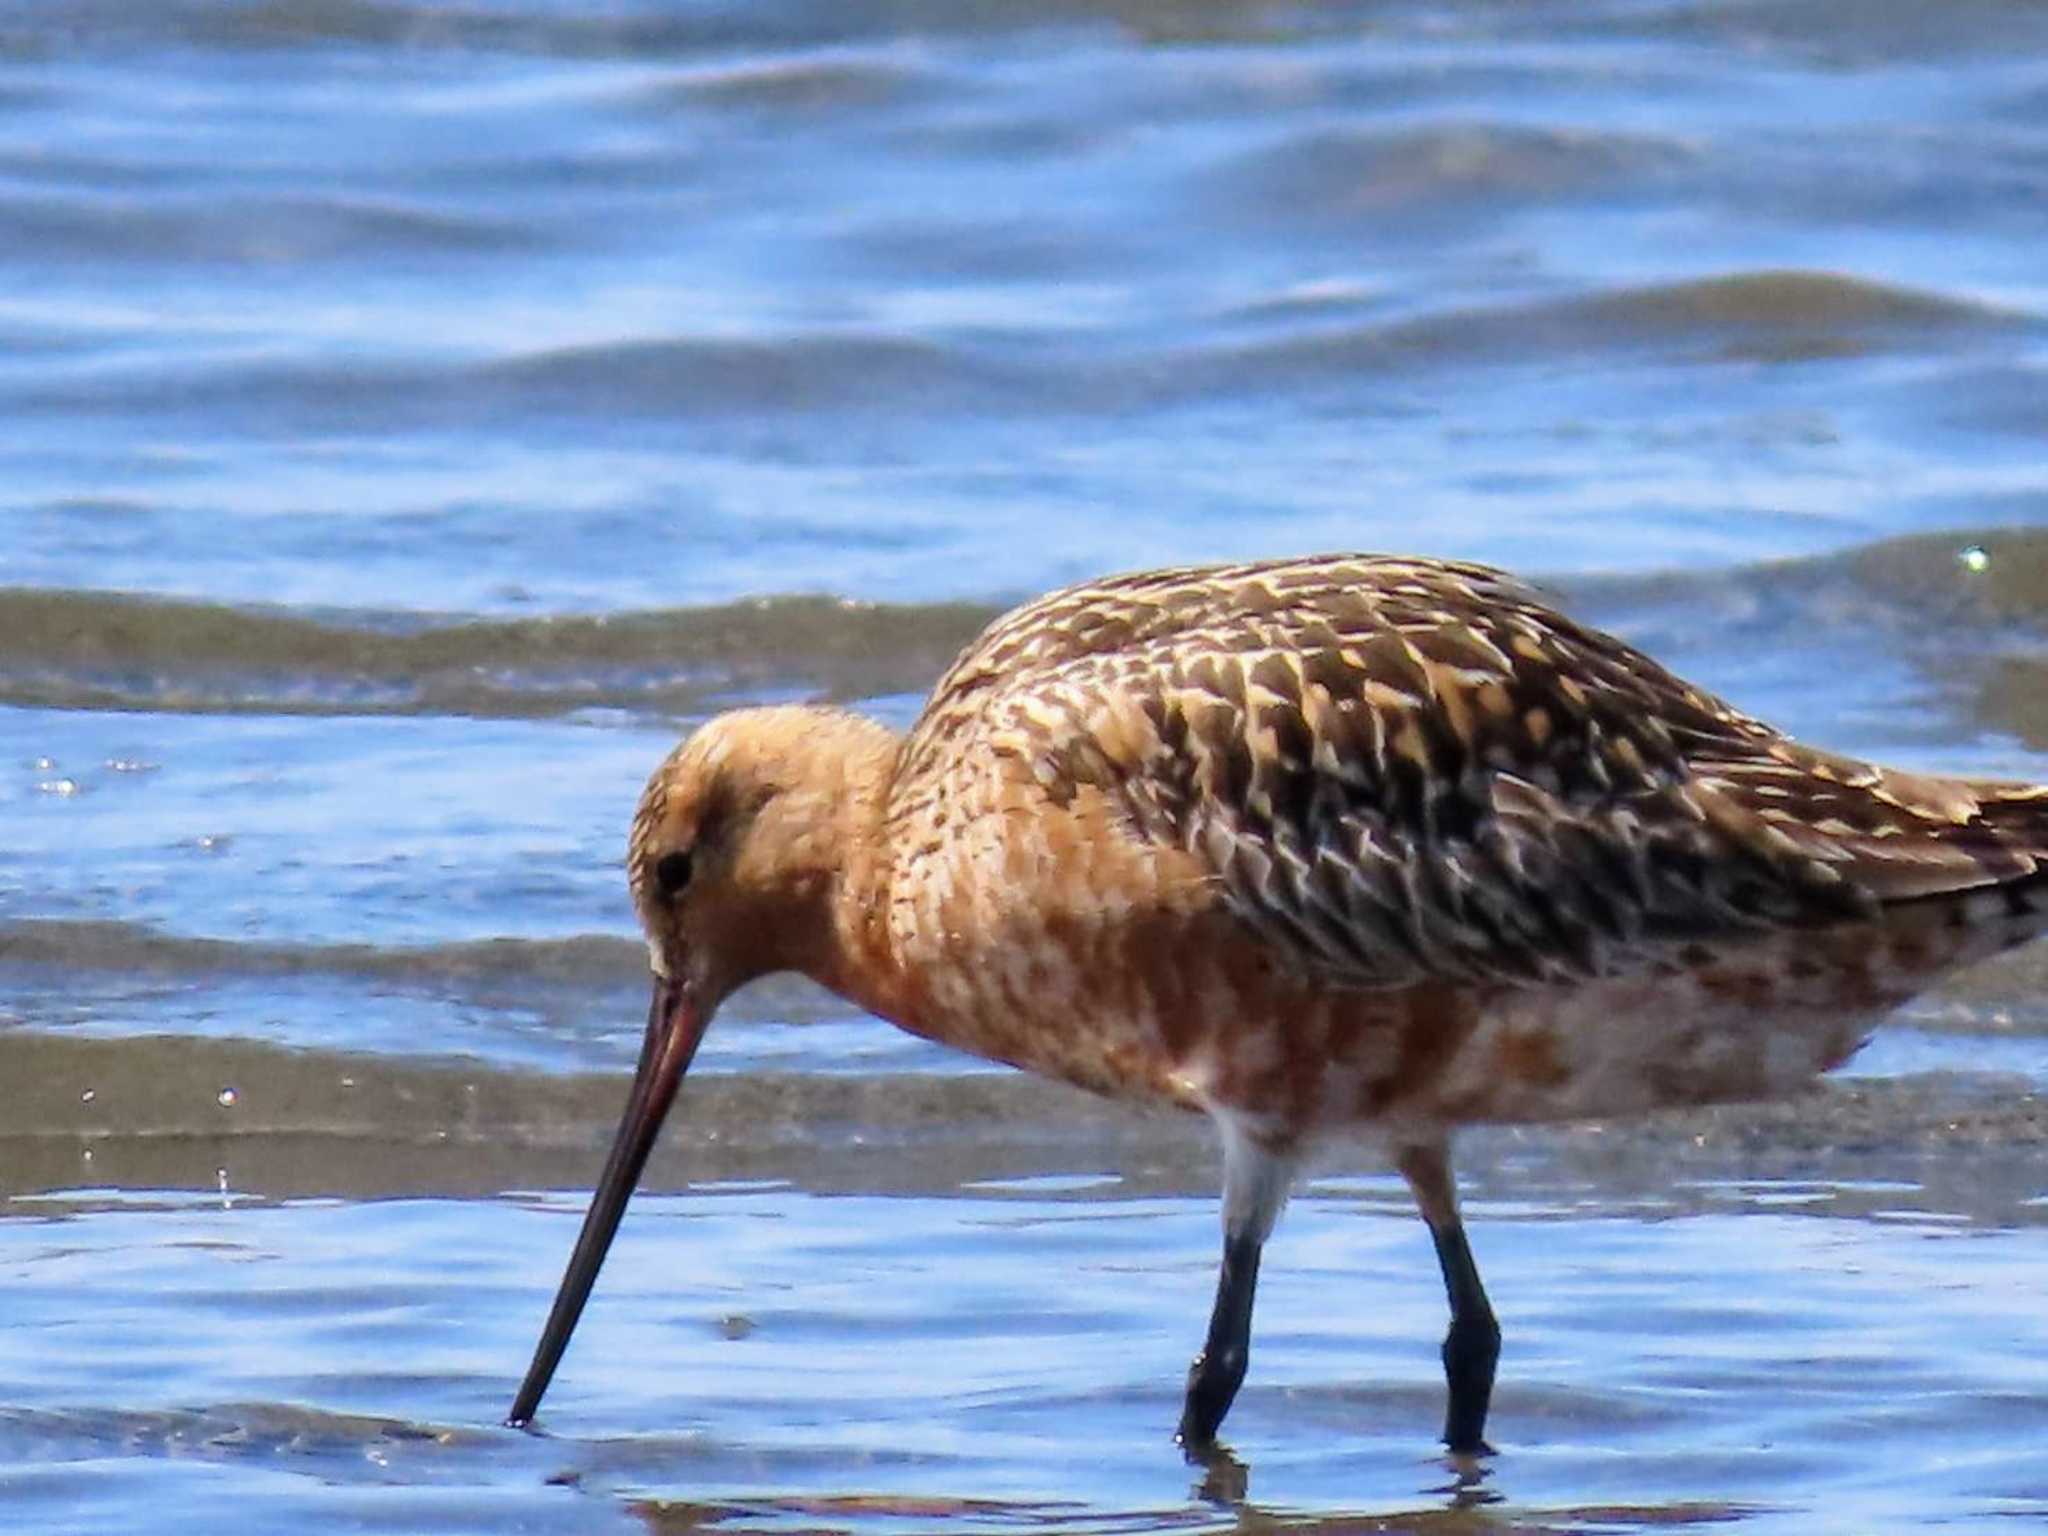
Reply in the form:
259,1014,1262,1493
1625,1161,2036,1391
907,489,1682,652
1442,1430,1497,1459
1176,1345,1245,1452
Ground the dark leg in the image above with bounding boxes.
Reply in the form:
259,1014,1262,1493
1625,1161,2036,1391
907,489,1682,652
1397,1141,1501,1455
1427,1216,1501,1453
1177,1232,1262,1448
1177,1122,1297,1450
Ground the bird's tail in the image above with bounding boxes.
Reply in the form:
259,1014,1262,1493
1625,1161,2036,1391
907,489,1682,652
1869,774,2048,963
1706,743,2048,951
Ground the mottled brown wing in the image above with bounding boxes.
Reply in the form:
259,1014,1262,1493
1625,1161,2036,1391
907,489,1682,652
917,555,2046,990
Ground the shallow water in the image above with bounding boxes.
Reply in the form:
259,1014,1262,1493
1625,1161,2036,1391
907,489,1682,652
5,1,2048,1531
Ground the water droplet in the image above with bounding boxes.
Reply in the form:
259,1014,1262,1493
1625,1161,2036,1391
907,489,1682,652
194,834,233,854
718,1314,757,1341
36,778,80,797
1959,544,1990,573
81,1148,92,1163
339,1076,356,1089
217,1087,238,1107
80,1089,95,1104
31,756,55,771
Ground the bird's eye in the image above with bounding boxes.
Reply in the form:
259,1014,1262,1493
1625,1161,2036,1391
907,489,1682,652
653,850,693,900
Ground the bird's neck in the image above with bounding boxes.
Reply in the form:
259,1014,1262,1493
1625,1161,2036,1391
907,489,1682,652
735,708,914,1024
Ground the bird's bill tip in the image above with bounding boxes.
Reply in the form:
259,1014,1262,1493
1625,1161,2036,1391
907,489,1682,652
506,975,707,1428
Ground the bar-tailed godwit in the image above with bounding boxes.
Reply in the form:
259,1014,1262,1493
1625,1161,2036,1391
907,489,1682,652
507,554,2048,1453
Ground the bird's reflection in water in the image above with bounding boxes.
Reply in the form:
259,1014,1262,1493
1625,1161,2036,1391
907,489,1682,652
1184,1437,1251,1506
1431,1448,1503,1512
1185,1438,1500,1518
628,1455,1748,1535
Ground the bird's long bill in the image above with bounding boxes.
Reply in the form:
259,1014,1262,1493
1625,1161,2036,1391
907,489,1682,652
507,975,707,1427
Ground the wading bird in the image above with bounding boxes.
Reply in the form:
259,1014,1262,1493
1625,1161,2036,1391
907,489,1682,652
507,554,2048,1453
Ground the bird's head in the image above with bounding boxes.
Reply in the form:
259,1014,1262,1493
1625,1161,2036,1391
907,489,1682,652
508,704,897,1426
626,704,893,1008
